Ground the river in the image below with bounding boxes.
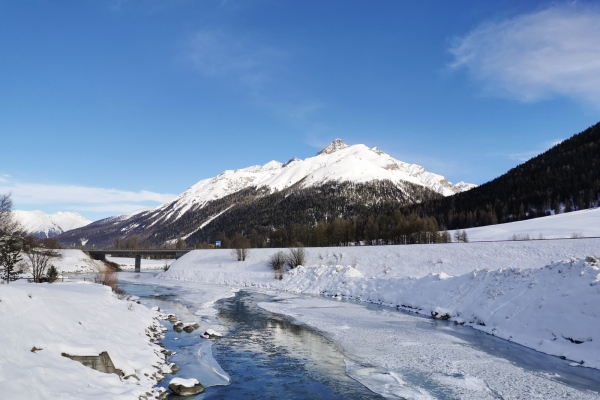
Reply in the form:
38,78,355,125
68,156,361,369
117,271,600,399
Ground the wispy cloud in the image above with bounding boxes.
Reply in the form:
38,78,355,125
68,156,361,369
449,4,600,107
490,138,563,162
186,30,286,88
0,177,175,215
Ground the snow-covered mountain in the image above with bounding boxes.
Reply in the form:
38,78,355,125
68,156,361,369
155,139,476,223
12,210,91,238
56,139,476,247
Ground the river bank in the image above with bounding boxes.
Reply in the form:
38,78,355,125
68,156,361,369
0,280,170,399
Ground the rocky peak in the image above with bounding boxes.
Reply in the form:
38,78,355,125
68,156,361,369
283,157,300,167
317,139,349,156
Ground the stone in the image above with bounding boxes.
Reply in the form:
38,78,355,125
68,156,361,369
173,321,184,332
170,363,180,373
166,314,179,323
183,322,199,333
168,378,205,396
431,311,451,320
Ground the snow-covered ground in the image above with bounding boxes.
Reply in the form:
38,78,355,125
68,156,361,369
0,280,169,399
157,239,600,373
50,249,105,273
450,207,600,241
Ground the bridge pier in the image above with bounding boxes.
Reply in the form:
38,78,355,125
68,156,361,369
135,255,141,273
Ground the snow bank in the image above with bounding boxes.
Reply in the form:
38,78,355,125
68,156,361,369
158,239,600,369
451,207,600,241
159,238,600,282
0,281,168,398
50,249,106,273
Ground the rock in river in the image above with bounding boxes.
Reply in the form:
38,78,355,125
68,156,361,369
168,378,204,396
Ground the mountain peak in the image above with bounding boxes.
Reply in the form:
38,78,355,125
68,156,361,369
317,139,348,155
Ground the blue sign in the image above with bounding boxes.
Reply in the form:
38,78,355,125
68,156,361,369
215,241,221,247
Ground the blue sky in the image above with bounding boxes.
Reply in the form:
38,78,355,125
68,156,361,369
1,0,599,221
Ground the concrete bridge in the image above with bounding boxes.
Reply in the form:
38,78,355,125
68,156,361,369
85,249,192,272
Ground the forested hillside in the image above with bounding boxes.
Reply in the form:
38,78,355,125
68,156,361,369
408,121,600,229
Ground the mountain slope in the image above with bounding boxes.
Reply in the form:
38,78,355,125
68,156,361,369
13,210,91,238
56,140,474,247
150,139,473,224
408,121,600,229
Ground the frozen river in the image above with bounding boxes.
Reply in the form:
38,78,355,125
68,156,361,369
118,272,600,399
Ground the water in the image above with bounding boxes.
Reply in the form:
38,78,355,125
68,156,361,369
118,279,380,399
117,275,600,398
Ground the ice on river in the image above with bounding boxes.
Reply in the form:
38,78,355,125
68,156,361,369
258,296,600,399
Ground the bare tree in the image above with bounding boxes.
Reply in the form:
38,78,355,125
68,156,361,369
231,235,250,261
176,237,186,250
23,239,61,283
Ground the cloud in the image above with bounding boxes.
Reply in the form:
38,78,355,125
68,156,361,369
0,174,10,183
186,30,286,88
449,4,600,107
0,178,175,215
488,138,564,162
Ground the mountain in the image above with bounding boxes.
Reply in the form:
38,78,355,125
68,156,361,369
13,210,91,238
407,121,600,230
56,140,475,247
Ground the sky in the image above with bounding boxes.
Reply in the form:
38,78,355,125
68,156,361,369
1,0,599,221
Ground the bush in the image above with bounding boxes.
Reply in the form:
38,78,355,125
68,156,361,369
47,265,59,283
95,264,118,291
286,247,306,269
268,251,286,270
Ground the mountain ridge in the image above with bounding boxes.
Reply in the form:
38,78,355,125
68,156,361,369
56,139,475,247
13,210,91,238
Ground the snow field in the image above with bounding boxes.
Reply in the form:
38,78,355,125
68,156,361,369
450,207,600,241
0,281,170,399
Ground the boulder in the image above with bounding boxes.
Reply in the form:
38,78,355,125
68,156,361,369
166,314,179,323
183,322,199,333
173,321,184,332
168,378,204,396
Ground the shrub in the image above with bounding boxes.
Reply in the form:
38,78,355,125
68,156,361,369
268,251,286,270
95,264,118,291
286,247,306,269
47,265,59,283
